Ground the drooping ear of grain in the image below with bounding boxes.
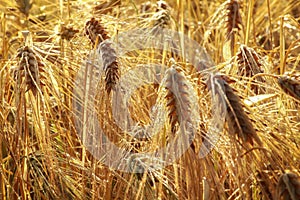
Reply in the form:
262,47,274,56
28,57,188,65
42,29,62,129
276,172,300,200
85,17,110,47
85,17,120,95
278,74,300,101
16,46,44,95
236,44,265,94
60,24,79,41
225,0,243,55
164,66,192,134
154,0,170,28
209,74,262,146
99,41,120,95
15,0,32,16
224,77,262,146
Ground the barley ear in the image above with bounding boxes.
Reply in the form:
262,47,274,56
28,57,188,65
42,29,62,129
225,0,243,56
278,74,300,101
214,74,262,146
85,17,110,47
99,41,120,95
164,65,192,134
154,0,171,28
16,46,45,95
276,172,300,200
15,0,32,16
60,24,79,41
236,44,265,94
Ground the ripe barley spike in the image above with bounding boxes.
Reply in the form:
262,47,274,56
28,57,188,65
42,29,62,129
164,65,192,134
276,172,300,200
85,17,119,94
15,0,32,16
60,24,79,41
225,0,243,56
99,41,120,94
278,74,300,101
16,46,44,95
85,17,110,47
154,0,170,28
236,44,265,94
216,74,262,146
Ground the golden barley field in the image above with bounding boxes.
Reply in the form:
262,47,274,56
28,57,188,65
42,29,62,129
0,0,300,199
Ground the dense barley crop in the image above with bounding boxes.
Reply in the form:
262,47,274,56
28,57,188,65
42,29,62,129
0,0,300,199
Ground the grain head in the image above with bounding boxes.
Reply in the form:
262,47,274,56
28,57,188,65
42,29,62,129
278,73,300,101
85,17,110,47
